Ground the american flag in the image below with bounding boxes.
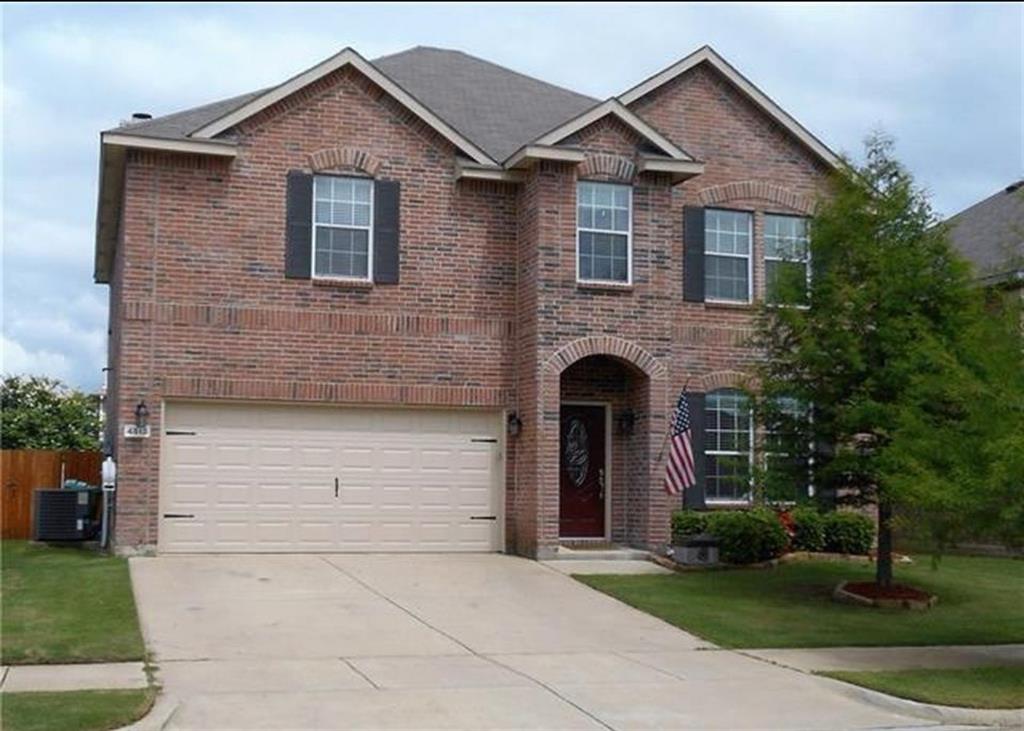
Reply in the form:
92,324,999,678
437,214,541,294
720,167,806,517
664,391,696,496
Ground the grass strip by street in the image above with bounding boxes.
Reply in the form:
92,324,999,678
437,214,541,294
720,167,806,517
1,688,156,731
1,541,145,664
577,555,1024,648
821,666,1024,709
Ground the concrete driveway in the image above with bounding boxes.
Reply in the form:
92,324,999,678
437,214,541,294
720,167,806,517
131,554,933,730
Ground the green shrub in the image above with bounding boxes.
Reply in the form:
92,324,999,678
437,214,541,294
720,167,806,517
822,511,875,554
789,506,826,552
670,510,708,543
705,508,788,564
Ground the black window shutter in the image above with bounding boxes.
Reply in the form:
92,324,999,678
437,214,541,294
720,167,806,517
683,206,706,302
683,391,707,509
284,171,313,279
373,179,400,284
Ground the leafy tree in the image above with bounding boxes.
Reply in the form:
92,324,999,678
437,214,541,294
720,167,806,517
1,375,102,450
754,134,1024,587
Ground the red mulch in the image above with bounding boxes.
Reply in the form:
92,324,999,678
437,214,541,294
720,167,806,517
843,581,933,601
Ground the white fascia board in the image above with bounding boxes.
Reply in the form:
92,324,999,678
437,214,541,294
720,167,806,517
101,133,238,157
455,160,526,183
618,46,841,168
505,145,588,169
638,156,705,182
527,99,691,161
189,48,496,166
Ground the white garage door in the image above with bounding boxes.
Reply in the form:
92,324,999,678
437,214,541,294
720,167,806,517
159,402,504,553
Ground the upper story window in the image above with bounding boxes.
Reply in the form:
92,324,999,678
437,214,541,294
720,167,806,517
705,209,752,303
577,181,632,284
765,214,810,305
704,388,753,502
313,175,374,280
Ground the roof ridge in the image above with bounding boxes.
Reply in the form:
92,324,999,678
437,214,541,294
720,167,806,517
373,46,598,104
945,181,1024,224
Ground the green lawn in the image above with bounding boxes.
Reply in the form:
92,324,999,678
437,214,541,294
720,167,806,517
578,555,1024,648
1,541,146,664
822,666,1024,709
1,689,156,731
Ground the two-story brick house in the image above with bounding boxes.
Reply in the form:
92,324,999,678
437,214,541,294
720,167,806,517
95,45,838,556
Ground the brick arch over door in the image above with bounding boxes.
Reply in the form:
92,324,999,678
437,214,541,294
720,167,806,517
542,335,666,380
523,335,671,558
697,179,815,215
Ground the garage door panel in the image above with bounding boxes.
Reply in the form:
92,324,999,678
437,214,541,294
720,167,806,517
161,403,502,553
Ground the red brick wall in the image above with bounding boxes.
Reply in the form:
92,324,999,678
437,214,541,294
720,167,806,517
108,58,830,553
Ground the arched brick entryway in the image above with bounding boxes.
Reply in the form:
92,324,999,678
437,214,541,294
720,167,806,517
511,336,671,558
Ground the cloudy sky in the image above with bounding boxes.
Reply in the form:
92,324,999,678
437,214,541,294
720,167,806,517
2,2,1021,391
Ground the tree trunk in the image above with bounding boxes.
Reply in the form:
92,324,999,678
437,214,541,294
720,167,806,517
875,499,893,587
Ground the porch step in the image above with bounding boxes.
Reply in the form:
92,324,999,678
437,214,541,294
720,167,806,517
553,544,651,561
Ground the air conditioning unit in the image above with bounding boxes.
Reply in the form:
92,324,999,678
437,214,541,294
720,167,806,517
33,489,101,542
671,533,720,566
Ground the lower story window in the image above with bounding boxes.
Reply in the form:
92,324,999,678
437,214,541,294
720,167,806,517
764,396,813,502
704,389,753,502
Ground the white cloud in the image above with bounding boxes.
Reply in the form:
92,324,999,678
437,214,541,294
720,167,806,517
1,335,74,382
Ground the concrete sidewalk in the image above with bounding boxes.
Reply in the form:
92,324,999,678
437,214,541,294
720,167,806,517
743,644,1024,672
0,662,148,692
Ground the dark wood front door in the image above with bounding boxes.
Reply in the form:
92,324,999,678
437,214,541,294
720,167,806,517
559,404,606,538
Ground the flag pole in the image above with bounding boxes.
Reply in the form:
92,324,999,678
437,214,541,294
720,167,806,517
653,377,691,473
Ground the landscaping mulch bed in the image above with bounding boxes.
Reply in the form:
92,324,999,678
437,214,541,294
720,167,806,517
842,582,933,602
834,579,937,610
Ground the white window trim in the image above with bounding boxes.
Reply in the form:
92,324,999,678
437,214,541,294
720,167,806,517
705,392,755,505
576,182,633,286
764,214,812,308
311,175,375,282
704,209,753,304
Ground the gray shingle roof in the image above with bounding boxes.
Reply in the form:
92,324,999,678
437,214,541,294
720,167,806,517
946,182,1024,285
104,46,598,161
374,46,597,160
105,89,267,140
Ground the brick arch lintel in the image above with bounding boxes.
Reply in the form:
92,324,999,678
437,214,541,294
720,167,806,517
697,179,815,215
308,146,383,176
542,335,666,379
578,154,637,183
694,369,758,393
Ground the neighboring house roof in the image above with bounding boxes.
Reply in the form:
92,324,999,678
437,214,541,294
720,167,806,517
946,181,1024,287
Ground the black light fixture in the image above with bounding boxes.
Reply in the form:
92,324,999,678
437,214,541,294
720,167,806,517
616,409,636,436
134,400,150,430
507,411,522,437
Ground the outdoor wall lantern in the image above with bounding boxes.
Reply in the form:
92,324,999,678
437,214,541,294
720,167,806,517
134,400,150,430
616,409,636,436
507,412,522,437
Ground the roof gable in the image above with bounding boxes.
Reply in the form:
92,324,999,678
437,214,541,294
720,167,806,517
526,98,695,162
189,48,495,165
618,46,840,168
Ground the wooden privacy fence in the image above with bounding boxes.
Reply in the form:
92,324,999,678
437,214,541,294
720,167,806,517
1,450,103,539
